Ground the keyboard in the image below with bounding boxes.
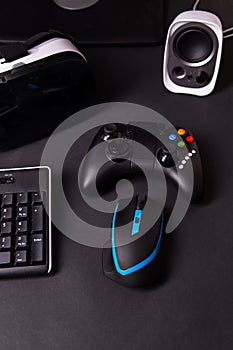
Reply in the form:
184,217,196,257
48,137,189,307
0,166,51,277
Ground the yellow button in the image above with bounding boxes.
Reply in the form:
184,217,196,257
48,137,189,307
178,129,186,136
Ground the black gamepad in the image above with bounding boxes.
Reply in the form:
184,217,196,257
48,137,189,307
80,122,204,204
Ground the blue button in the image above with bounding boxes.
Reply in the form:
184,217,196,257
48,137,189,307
131,210,142,236
169,134,177,141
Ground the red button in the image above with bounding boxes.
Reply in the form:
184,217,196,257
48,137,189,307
186,136,194,143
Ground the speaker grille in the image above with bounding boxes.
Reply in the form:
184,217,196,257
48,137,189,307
174,28,213,63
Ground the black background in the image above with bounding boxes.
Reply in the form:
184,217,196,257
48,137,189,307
0,1,232,349
0,0,164,45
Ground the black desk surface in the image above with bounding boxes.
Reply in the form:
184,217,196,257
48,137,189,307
0,1,233,350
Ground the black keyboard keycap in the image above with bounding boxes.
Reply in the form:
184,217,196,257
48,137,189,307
0,236,11,249
1,221,12,234
2,193,13,206
17,193,28,205
32,206,43,232
1,207,13,220
16,235,27,249
16,220,28,233
31,234,43,263
0,251,11,265
15,251,27,265
17,206,28,218
31,192,43,204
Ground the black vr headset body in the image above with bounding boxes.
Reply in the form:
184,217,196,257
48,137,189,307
0,31,93,150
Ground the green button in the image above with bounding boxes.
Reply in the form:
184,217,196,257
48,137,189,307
177,141,185,148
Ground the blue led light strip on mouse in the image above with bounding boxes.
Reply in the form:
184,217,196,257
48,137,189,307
112,203,164,276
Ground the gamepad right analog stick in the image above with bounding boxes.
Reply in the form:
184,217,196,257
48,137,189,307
157,147,176,168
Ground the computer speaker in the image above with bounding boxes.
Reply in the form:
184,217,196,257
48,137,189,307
163,11,223,96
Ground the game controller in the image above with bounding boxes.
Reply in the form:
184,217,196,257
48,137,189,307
80,123,203,204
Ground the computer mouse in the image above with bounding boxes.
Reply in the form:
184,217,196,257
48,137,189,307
103,196,165,287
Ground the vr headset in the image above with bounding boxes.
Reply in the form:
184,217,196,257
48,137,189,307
0,31,93,150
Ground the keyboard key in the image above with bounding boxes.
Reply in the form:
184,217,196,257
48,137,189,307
31,192,43,204
32,206,43,232
31,234,43,263
0,236,11,249
1,221,12,234
2,193,13,206
17,193,28,205
16,220,28,233
15,251,27,265
1,207,13,220
15,235,27,249
0,251,11,265
17,206,28,218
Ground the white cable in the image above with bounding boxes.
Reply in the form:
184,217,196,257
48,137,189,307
223,26,233,33
223,27,233,39
193,0,201,10
192,0,233,39
223,33,233,39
